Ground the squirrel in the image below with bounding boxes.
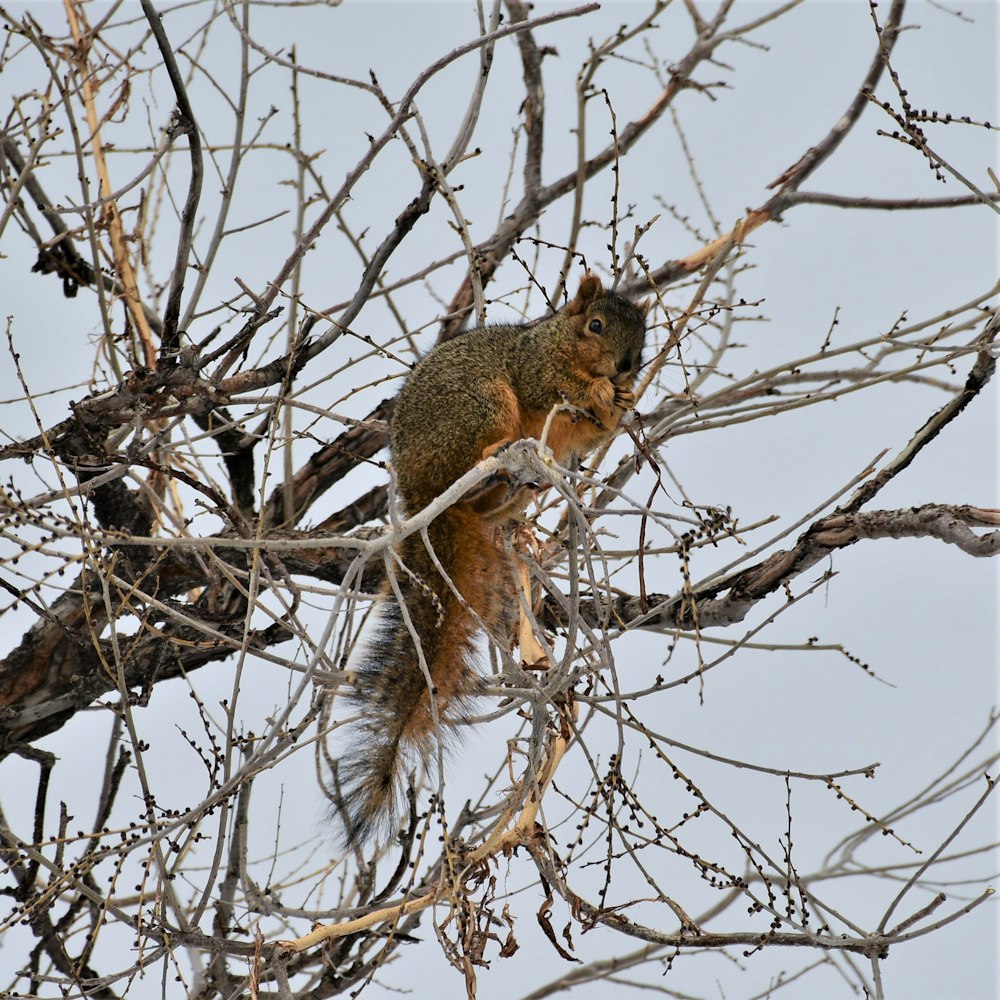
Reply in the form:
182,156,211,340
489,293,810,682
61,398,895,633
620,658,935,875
335,273,648,846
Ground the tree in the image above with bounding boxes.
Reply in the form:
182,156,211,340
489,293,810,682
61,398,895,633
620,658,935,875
0,1,997,997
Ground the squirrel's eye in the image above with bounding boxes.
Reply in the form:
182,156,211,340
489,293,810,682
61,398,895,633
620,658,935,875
588,318,603,334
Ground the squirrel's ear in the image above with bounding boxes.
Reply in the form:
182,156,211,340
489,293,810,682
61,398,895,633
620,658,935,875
565,272,604,316
639,297,652,318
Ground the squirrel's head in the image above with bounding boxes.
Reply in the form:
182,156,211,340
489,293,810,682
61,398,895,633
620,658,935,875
565,273,648,385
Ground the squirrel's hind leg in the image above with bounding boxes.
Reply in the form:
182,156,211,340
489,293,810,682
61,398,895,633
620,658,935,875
464,437,544,519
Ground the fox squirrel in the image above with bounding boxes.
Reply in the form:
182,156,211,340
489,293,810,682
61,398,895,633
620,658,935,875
336,274,647,845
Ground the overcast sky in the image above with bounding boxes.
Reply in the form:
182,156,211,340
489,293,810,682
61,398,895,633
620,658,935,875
1,2,998,998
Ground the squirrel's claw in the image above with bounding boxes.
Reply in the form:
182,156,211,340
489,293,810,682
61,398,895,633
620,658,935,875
613,386,636,410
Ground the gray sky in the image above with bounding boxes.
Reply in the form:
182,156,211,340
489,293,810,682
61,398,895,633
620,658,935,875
0,2,997,998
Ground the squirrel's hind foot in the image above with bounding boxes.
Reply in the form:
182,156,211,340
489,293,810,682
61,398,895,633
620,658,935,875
464,466,543,519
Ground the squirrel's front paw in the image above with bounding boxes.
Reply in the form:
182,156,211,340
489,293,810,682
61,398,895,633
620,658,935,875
590,378,616,412
613,386,636,410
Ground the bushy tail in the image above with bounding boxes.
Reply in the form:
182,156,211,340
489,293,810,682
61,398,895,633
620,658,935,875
335,506,504,847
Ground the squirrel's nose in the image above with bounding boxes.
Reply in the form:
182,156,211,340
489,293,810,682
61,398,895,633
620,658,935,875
617,353,635,374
